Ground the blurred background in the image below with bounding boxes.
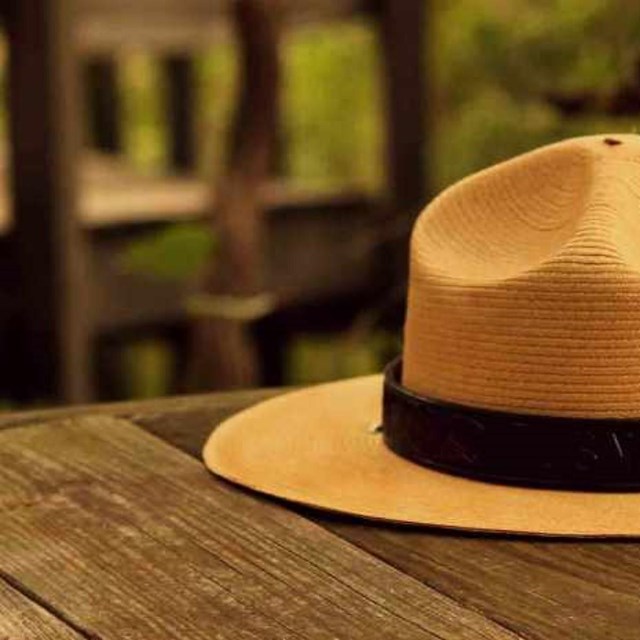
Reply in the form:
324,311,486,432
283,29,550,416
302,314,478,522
0,0,639,408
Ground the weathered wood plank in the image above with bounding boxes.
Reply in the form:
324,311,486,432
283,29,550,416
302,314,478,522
132,391,640,640
0,578,84,639
326,524,640,640
3,390,636,640
0,416,518,639
132,393,640,639
7,390,640,637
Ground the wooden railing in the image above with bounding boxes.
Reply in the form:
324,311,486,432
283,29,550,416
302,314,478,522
0,0,429,404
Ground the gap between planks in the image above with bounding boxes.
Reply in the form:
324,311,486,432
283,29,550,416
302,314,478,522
63,393,640,640
0,414,522,639
0,568,98,639
4,393,640,638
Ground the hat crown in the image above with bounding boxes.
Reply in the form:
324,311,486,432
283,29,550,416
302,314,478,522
403,134,640,418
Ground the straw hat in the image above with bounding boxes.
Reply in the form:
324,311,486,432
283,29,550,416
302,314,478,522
204,134,640,537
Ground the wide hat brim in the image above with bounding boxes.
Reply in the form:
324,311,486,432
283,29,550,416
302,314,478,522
203,375,640,537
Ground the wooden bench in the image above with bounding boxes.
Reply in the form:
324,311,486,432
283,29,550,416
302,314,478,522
1,0,428,403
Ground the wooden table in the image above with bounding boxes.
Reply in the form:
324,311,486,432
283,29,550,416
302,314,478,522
0,389,637,639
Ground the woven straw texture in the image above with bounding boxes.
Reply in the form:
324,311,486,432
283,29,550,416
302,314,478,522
404,134,640,418
205,134,640,535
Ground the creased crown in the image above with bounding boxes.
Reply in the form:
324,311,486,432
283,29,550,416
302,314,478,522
403,134,640,418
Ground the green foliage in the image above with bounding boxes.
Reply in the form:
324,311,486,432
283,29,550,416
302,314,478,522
283,20,383,191
119,21,382,189
118,2,640,192
196,44,238,178
121,338,175,399
121,223,216,282
287,331,399,384
120,53,169,172
434,0,640,187
114,3,640,385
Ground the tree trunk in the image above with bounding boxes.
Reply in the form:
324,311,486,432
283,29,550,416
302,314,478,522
188,0,281,390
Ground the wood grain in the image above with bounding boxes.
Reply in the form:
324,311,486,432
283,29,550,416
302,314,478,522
11,388,634,640
0,578,84,638
0,415,517,639
6,390,640,637
326,524,640,640
198,393,640,639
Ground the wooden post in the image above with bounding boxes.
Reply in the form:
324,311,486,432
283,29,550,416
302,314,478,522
188,0,280,390
377,0,429,213
375,0,430,286
84,56,122,153
5,0,93,403
164,55,197,172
